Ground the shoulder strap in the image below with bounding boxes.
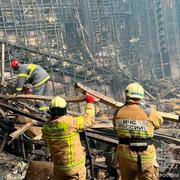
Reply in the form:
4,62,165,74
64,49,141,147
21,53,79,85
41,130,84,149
139,103,151,117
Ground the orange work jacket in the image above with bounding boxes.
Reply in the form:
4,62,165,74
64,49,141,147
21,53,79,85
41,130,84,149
42,103,95,171
113,103,163,164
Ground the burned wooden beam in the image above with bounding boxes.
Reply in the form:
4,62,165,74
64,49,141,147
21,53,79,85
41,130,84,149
0,132,9,153
0,94,86,102
154,133,180,145
76,82,180,123
0,102,47,124
87,128,180,145
0,107,5,117
158,112,179,123
8,122,33,145
75,82,123,108
86,131,118,145
159,99,180,103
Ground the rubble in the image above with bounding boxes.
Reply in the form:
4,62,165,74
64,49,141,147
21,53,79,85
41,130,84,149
0,153,28,180
0,0,179,179
0,82,179,179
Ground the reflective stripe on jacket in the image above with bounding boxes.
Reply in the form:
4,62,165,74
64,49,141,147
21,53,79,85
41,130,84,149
42,103,95,171
113,104,163,163
16,64,50,91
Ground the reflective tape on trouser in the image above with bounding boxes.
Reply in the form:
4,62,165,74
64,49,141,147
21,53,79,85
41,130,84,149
54,165,86,180
16,87,23,91
55,158,85,171
39,106,49,111
36,100,47,110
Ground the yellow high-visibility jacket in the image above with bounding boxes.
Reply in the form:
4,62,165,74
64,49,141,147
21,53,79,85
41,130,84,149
113,103,163,164
42,103,95,171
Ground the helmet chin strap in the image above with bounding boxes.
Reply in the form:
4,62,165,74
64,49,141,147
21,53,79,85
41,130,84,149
125,97,141,105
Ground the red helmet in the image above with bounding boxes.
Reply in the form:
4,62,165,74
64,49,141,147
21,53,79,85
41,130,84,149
11,59,20,69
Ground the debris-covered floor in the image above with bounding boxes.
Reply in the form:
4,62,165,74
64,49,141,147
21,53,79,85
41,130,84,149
0,82,179,179
0,153,28,180
0,141,179,180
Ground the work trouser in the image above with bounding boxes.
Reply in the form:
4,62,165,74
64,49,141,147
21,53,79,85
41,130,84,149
117,156,159,180
33,80,50,112
53,165,86,180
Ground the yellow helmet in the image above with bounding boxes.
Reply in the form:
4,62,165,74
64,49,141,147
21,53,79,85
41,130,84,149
125,82,144,99
49,96,67,109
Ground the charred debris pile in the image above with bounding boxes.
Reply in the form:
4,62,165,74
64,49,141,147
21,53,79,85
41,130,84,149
0,80,179,179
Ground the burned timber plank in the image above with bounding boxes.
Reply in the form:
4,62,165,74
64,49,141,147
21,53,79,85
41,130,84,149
0,107,5,117
158,112,179,123
154,133,180,145
0,94,86,102
75,82,123,108
75,82,180,123
0,102,46,124
86,131,118,145
8,122,33,145
0,132,9,152
87,128,180,145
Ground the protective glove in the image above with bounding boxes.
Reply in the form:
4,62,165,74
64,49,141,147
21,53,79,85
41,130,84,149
86,95,95,103
22,85,32,94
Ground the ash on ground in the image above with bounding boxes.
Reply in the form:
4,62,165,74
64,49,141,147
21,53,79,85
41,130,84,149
0,153,28,180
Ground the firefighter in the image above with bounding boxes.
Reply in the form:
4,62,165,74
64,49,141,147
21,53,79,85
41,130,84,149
10,58,50,112
113,82,163,180
42,95,98,180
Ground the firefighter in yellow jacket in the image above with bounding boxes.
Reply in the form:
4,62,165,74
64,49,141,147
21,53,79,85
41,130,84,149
42,95,97,180
113,82,163,180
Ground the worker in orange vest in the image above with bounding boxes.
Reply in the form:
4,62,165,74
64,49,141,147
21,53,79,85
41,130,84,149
42,95,98,179
113,82,163,180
